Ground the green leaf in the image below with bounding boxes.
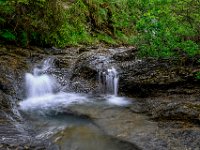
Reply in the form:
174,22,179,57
0,0,6,4
0,30,16,41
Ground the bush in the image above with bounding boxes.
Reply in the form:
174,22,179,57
0,0,65,47
0,0,200,57
179,40,200,57
135,0,200,58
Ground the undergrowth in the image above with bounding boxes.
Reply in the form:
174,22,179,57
0,0,200,58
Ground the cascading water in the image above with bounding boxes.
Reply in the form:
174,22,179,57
19,58,87,112
105,67,119,96
19,57,130,113
25,74,55,98
17,57,132,149
99,67,130,106
25,58,57,98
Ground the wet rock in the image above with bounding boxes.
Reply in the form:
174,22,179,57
112,46,137,61
0,46,58,149
52,125,141,150
152,102,200,122
171,129,200,149
118,58,200,97
1,45,200,150
70,77,97,93
78,47,91,54
140,95,200,123
65,46,200,149
0,48,29,101
70,48,111,93
71,46,200,97
0,90,12,109
65,104,189,150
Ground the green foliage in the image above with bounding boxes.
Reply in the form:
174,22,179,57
0,0,200,59
0,0,65,46
0,30,16,41
134,0,200,58
20,31,28,47
195,72,200,80
179,40,200,56
44,0,139,47
97,34,116,45
136,11,176,57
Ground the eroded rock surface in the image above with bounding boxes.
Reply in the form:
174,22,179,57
0,46,57,149
64,103,200,150
70,46,200,97
1,45,200,150
67,46,200,149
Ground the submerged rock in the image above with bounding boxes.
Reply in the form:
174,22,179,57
52,125,141,150
64,103,199,150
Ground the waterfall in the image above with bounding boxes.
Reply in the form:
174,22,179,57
25,58,56,98
33,58,53,76
19,58,87,112
99,67,130,106
105,67,119,96
19,58,130,111
99,67,119,96
25,73,55,98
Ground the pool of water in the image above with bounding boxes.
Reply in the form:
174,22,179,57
20,98,141,150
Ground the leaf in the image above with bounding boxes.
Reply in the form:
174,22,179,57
0,0,6,4
0,30,16,41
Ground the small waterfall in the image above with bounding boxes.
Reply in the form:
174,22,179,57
19,58,87,111
25,73,55,98
25,58,56,98
19,58,130,111
99,67,119,96
99,67,130,106
105,67,119,96
33,58,53,76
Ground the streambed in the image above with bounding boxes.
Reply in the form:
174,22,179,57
20,99,150,150
1,46,200,149
18,58,155,150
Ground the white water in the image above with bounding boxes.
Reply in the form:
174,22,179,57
99,67,130,106
19,59,130,112
25,73,55,98
106,95,130,106
19,58,88,111
106,67,119,96
20,92,88,111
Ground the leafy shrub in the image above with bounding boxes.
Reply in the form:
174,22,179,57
195,72,200,80
0,0,200,57
135,0,200,58
179,40,200,57
136,7,178,58
0,30,16,41
0,0,65,46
